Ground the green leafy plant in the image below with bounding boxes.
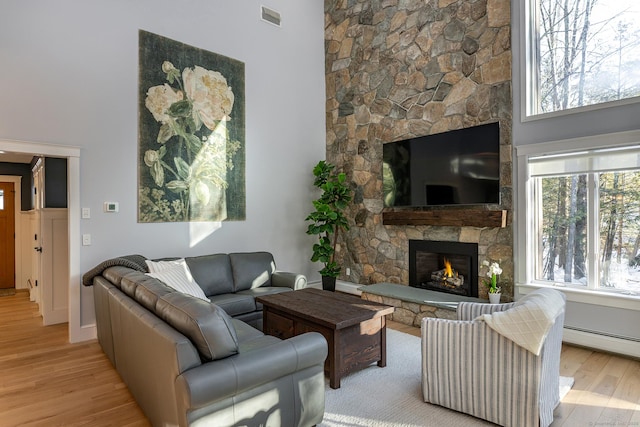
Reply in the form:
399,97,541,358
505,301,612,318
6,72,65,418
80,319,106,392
305,160,352,278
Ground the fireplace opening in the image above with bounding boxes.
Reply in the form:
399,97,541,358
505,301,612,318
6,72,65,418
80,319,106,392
409,240,478,297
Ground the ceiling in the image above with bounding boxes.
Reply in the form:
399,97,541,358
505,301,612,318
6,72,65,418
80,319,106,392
0,151,35,164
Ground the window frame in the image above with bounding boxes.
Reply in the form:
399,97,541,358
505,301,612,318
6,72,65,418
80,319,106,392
515,129,640,309
521,0,640,121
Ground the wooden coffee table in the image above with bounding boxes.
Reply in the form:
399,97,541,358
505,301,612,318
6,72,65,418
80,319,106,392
256,288,394,389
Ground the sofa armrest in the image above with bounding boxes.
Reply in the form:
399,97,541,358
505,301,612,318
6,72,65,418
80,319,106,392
271,271,307,290
457,301,516,320
176,332,327,409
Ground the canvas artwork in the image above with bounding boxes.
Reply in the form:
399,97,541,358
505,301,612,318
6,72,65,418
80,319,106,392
138,30,245,223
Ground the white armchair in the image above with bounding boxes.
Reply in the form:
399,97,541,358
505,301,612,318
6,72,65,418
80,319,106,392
421,288,566,427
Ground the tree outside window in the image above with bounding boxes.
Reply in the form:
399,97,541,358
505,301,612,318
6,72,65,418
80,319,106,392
530,0,640,115
535,170,640,294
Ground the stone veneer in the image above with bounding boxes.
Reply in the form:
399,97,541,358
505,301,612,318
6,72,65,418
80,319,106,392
324,0,514,300
362,292,458,326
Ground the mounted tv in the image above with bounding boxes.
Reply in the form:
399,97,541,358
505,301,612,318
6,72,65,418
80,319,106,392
383,122,500,207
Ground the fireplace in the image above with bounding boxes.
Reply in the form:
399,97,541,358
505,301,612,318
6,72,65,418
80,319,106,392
409,240,478,297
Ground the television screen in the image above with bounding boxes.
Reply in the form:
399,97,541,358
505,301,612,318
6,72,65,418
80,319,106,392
383,122,500,207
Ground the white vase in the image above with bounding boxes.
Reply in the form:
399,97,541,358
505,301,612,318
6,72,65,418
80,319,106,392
489,293,501,304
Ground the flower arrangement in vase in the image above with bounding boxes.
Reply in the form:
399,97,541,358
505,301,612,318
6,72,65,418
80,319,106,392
482,260,502,303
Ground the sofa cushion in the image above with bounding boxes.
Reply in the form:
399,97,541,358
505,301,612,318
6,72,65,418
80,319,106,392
134,278,175,312
102,266,138,289
208,293,257,317
156,292,239,361
120,271,150,298
185,254,234,296
147,267,210,302
229,252,275,292
236,287,292,311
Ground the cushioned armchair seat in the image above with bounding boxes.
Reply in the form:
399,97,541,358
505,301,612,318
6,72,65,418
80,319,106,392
421,288,566,427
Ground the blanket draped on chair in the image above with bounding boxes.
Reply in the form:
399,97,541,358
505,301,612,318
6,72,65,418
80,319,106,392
478,288,565,355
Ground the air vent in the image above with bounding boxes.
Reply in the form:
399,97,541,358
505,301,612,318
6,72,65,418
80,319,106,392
261,6,281,27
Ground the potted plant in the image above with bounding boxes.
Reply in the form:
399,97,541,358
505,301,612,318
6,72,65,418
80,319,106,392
305,160,352,291
482,260,502,303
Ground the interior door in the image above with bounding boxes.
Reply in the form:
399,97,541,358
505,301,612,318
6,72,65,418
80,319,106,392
0,181,16,289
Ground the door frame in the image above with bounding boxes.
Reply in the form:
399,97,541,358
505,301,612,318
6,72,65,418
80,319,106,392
0,139,89,343
0,176,22,289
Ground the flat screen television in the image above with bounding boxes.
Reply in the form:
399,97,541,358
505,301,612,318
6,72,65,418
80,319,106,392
382,122,500,207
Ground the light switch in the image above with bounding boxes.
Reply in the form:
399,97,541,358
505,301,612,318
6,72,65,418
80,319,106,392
82,234,91,246
81,207,90,219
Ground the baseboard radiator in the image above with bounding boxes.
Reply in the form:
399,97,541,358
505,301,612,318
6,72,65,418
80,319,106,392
563,325,640,359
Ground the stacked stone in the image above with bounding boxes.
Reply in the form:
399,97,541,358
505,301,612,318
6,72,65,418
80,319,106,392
325,0,514,301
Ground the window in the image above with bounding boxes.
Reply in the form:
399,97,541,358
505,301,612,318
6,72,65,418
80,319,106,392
526,0,640,117
524,140,640,295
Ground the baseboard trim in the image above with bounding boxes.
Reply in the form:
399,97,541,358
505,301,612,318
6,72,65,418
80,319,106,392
563,328,640,359
70,323,97,343
308,280,362,295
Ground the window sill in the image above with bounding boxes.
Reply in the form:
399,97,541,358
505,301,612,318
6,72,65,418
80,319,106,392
516,282,640,311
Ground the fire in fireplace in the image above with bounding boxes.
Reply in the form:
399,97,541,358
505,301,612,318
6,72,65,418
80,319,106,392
431,258,464,289
409,240,478,297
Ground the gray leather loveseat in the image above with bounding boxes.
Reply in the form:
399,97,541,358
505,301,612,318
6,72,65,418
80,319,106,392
84,252,327,427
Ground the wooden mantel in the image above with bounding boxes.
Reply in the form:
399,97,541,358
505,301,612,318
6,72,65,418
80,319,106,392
382,209,508,228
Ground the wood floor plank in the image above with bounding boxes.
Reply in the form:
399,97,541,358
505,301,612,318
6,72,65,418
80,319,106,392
0,291,149,427
1,292,638,426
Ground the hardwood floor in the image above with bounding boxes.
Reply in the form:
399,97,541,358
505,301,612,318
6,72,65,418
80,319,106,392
0,290,149,427
1,290,638,426
390,319,640,427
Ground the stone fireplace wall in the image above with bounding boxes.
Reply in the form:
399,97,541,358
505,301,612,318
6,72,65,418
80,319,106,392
324,0,514,300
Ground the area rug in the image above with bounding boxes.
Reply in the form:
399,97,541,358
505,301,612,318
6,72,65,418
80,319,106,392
320,329,574,427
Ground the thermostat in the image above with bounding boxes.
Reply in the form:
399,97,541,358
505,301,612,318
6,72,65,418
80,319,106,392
104,202,119,213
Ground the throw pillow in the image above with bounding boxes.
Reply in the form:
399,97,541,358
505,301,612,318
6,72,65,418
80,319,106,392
146,258,188,273
156,292,239,361
146,266,210,302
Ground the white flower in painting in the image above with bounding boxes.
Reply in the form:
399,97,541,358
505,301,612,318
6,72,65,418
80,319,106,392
144,149,164,187
145,84,183,124
143,149,160,167
162,61,177,74
182,65,235,130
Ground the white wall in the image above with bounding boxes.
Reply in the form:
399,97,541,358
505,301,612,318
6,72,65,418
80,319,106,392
0,1,326,329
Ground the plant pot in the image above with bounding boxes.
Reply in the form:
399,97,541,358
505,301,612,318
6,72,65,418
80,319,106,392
488,293,501,304
322,276,336,292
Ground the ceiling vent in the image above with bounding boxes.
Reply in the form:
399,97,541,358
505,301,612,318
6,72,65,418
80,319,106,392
261,6,281,27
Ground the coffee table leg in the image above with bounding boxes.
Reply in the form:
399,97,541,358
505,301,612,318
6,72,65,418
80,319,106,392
330,332,341,389
329,371,340,389
377,319,387,368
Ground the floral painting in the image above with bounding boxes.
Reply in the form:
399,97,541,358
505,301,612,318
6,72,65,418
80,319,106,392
138,30,245,222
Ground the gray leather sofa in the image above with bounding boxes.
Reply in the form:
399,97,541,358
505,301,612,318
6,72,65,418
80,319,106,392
85,252,327,427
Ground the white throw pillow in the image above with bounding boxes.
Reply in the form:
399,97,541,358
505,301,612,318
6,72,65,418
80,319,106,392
146,259,204,294
146,258,188,273
146,266,210,302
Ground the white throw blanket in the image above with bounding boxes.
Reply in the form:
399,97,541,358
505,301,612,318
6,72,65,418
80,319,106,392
479,288,565,355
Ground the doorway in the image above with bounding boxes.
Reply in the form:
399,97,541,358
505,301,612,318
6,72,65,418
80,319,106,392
0,181,16,289
0,140,85,343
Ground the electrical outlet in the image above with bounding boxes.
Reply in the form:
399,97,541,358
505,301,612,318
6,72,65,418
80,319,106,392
82,234,91,246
